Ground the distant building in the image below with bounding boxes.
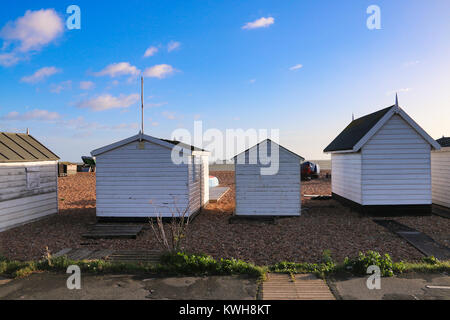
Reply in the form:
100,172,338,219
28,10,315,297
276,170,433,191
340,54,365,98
0,132,59,232
324,99,440,215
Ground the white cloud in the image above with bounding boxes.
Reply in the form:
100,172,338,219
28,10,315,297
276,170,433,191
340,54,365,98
94,62,140,77
242,16,274,30
144,46,158,57
63,116,106,131
143,64,176,79
0,52,20,67
289,64,303,71
79,81,95,90
151,121,159,127
249,79,256,84
50,80,72,93
77,93,140,111
21,66,61,83
1,109,61,121
167,41,181,52
0,9,64,52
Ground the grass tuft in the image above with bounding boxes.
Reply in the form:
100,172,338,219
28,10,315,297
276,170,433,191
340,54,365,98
0,250,448,280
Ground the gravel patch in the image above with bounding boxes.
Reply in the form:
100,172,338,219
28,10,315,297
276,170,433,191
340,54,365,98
1,171,445,265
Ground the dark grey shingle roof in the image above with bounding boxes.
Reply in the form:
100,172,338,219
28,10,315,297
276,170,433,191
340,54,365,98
436,137,450,147
323,106,394,152
0,132,59,162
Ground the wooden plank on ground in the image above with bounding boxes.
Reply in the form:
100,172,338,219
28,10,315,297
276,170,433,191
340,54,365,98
67,248,92,260
262,273,335,300
106,250,161,263
53,248,72,258
82,224,143,239
209,187,230,203
86,249,115,260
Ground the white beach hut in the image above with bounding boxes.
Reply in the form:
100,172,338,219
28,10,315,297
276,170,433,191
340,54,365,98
323,99,440,215
0,132,59,232
431,137,450,208
91,133,210,220
233,139,304,216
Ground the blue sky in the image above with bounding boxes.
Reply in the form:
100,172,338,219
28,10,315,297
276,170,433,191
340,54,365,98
0,0,449,161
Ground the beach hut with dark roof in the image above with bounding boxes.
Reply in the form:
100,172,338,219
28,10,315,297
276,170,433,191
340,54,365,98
0,131,59,232
431,137,450,208
91,133,210,220
324,98,440,215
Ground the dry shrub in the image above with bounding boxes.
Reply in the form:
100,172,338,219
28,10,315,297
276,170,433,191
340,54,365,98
149,204,191,253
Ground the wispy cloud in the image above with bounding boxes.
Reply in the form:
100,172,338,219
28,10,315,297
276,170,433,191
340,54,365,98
79,81,95,90
144,46,158,57
50,80,72,93
403,60,420,67
1,109,61,121
249,79,256,84
167,41,181,52
77,93,140,111
94,62,140,77
143,64,176,79
386,88,412,95
242,16,274,30
0,52,20,67
0,9,64,67
21,66,61,83
148,118,160,127
289,64,303,71
0,9,64,52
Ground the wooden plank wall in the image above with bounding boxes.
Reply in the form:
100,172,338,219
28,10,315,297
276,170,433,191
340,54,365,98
361,115,432,205
95,140,191,217
331,153,362,204
235,141,301,216
0,161,58,232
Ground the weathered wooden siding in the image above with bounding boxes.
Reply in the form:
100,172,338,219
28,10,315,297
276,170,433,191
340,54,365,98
331,153,362,204
95,140,191,217
0,161,58,232
361,115,432,205
431,148,450,208
235,141,301,216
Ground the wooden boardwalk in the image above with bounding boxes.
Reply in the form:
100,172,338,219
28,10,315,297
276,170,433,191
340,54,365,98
53,248,161,263
262,273,335,300
82,224,143,239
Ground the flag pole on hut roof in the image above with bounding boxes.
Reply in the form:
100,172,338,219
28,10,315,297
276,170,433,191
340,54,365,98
140,75,144,141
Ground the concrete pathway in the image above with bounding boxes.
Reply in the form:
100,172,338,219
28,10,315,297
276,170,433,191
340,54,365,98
329,273,450,300
262,273,335,300
0,273,258,300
